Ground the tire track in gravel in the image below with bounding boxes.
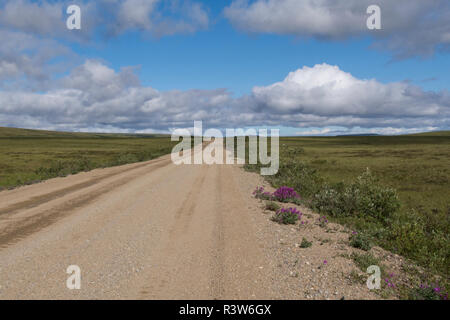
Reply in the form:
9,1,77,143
210,165,225,299
0,159,171,248
137,165,211,299
168,167,208,237
0,158,167,218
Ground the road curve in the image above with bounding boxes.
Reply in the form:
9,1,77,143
0,148,273,299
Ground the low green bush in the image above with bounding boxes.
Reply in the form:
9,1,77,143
351,252,382,273
300,237,312,248
349,232,372,251
267,161,324,198
313,169,400,222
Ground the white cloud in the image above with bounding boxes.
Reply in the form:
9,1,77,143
0,30,76,90
250,63,448,118
118,0,158,30
0,0,209,39
112,0,210,37
296,128,332,136
224,0,450,58
0,60,233,132
0,61,448,134
0,0,63,35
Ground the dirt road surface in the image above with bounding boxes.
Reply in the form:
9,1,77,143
0,146,275,299
0,146,383,300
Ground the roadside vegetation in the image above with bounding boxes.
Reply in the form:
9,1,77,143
0,127,178,190
246,132,449,299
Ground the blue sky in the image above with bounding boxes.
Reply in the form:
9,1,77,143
0,0,449,135
74,16,450,95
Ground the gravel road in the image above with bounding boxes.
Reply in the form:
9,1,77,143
0,146,387,300
0,147,277,299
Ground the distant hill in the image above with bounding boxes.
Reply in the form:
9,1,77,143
406,131,450,137
0,127,168,139
336,133,380,137
335,131,450,137
1,126,448,139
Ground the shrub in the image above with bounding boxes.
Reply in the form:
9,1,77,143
312,185,348,216
382,209,449,272
349,232,372,251
312,169,400,222
300,237,312,248
268,161,324,198
351,169,400,221
272,207,302,225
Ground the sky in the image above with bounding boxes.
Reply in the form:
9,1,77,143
0,0,449,136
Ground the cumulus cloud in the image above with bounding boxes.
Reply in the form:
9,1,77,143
224,0,450,58
0,0,98,41
0,0,64,35
0,61,448,134
0,60,233,132
0,0,209,40
112,0,209,36
250,64,448,118
0,30,76,90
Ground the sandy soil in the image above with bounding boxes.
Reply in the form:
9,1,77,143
0,147,391,299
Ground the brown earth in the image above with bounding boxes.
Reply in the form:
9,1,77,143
0,148,396,299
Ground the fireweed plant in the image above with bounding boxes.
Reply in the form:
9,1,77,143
272,186,300,202
254,186,303,224
253,186,300,203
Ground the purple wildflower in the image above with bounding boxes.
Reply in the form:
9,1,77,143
273,186,300,202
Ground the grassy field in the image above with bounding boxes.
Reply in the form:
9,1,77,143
280,133,449,218
244,132,449,285
1,127,449,295
0,127,177,189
